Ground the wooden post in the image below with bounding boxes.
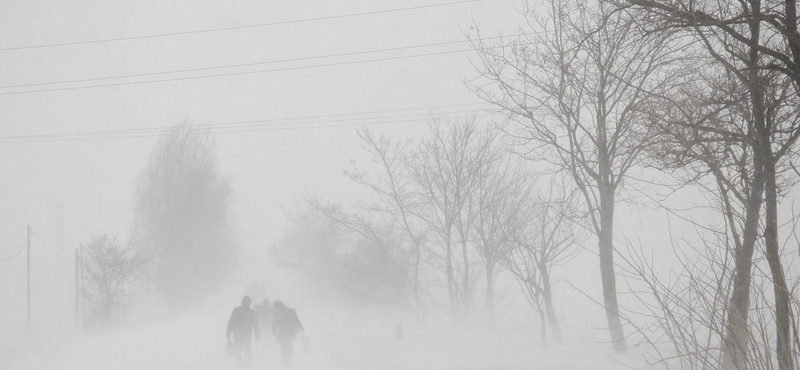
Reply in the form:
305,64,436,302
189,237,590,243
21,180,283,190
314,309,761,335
75,248,79,326
27,224,31,332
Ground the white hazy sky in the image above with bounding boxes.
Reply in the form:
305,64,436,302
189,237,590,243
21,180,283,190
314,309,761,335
0,0,519,246
0,0,531,331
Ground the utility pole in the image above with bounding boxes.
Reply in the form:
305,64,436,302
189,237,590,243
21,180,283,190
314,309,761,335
75,248,79,326
26,224,31,332
80,245,84,319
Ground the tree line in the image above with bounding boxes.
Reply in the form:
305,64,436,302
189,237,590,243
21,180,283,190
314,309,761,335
275,0,800,369
272,119,581,345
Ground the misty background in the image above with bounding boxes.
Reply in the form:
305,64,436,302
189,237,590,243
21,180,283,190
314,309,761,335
3,0,800,369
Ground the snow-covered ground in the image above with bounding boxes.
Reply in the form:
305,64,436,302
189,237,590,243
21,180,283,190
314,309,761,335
4,305,657,370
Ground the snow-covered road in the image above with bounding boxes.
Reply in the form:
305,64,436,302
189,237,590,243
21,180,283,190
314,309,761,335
5,308,654,370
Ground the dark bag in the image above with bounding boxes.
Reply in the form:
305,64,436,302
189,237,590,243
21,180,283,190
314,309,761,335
226,339,235,357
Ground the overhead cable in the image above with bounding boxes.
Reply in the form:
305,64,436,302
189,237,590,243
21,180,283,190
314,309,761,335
0,109,500,144
0,104,492,141
0,0,488,52
0,241,27,262
31,229,71,263
0,33,526,91
0,48,471,96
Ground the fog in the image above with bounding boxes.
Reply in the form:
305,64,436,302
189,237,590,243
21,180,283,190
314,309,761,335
5,0,800,369
2,259,651,370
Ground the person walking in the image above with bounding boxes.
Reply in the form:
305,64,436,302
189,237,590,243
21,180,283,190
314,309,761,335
226,296,260,367
271,301,304,368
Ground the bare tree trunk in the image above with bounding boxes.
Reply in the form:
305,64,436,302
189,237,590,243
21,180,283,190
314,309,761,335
539,305,547,346
746,6,792,368
764,154,793,370
598,185,626,352
413,243,421,313
717,133,765,370
539,259,561,343
720,71,766,367
485,261,494,326
462,238,470,313
446,231,456,313
721,15,771,367
720,176,762,370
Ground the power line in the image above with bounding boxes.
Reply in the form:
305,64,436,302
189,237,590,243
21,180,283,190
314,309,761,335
0,241,27,262
0,0,488,52
197,111,498,136
0,103,488,142
0,102,491,142
0,34,524,91
31,229,71,263
0,110,501,144
0,48,472,96
2,116,479,143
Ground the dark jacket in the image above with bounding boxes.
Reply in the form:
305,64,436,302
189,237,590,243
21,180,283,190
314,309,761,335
227,305,260,342
272,308,303,344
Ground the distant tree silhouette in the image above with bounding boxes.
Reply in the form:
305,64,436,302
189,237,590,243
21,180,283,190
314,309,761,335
81,234,147,328
132,125,236,307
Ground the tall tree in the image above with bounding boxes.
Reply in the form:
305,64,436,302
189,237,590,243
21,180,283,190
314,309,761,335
471,143,528,325
647,57,768,370
408,118,492,313
347,129,429,311
132,125,236,307
623,2,800,367
501,183,582,345
472,0,676,351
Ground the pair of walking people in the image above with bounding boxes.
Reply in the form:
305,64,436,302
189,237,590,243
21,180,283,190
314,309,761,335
226,296,305,368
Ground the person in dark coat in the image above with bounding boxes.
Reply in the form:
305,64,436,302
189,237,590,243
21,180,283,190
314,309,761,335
227,296,260,366
271,301,304,368
256,298,276,331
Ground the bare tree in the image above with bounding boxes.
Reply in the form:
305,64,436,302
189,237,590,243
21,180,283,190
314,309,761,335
621,208,800,370
271,199,343,300
623,227,743,370
471,146,529,325
347,124,524,317
624,0,800,92
81,234,148,329
407,117,495,314
346,129,429,311
471,0,677,350
645,59,769,369
272,196,420,308
132,124,236,307
501,180,582,345
619,2,800,367
308,199,420,309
